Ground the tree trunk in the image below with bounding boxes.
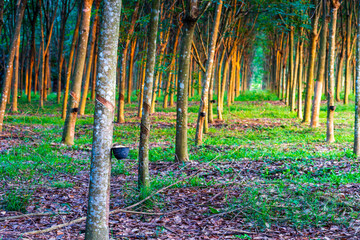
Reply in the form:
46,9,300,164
208,64,215,124
0,0,26,132
79,0,101,115
354,0,360,154
195,0,222,145
163,26,181,108
127,37,137,104
12,35,20,112
217,49,226,120
84,0,121,238
117,2,140,123
175,0,207,162
310,1,329,128
137,59,146,118
61,7,81,119
175,21,196,161
336,42,345,102
297,28,304,119
344,8,352,105
138,0,160,197
91,37,99,101
303,1,321,122
62,0,94,145
289,26,295,111
39,7,45,109
326,0,340,143
27,17,37,102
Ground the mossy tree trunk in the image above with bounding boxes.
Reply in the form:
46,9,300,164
175,0,210,162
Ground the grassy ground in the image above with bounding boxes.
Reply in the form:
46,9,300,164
1,91,360,239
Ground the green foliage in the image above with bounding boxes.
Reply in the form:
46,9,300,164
2,91,360,232
2,190,31,213
51,181,75,189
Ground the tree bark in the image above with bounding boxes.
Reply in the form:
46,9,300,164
195,0,222,145
303,0,321,123
62,0,94,145
12,35,20,112
355,0,360,154
336,41,345,102
344,4,352,105
310,1,329,128
163,26,181,108
79,0,101,115
289,26,295,111
0,0,26,132
326,0,340,143
297,28,304,119
61,6,81,119
91,36,99,101
117,2,139,123
138,0,161,197
84,0,121,238
127,37,137,104
175,0,207,162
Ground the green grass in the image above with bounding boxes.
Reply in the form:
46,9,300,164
1,90,359,231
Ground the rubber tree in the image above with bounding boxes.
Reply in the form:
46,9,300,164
195,0,222,146
297,28,304,119
288,26,295,110
310,0,329,128
79,0,102,115
62,0,94,145
0,0,27,132
61,6,81,119
57,0,76,104
326,0,341,143
344,1,353,105
175,0,210,162
84,0,121,238
354,0,360,155
138,0,161,198
12,36,21,112
303,0,321,122
150,7,173,114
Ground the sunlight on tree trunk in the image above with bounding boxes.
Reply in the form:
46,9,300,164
62,0,94,145
311,1,329,128
0,0,26,132
195,0,222,146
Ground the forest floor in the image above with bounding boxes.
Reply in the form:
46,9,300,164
1,91,360,239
